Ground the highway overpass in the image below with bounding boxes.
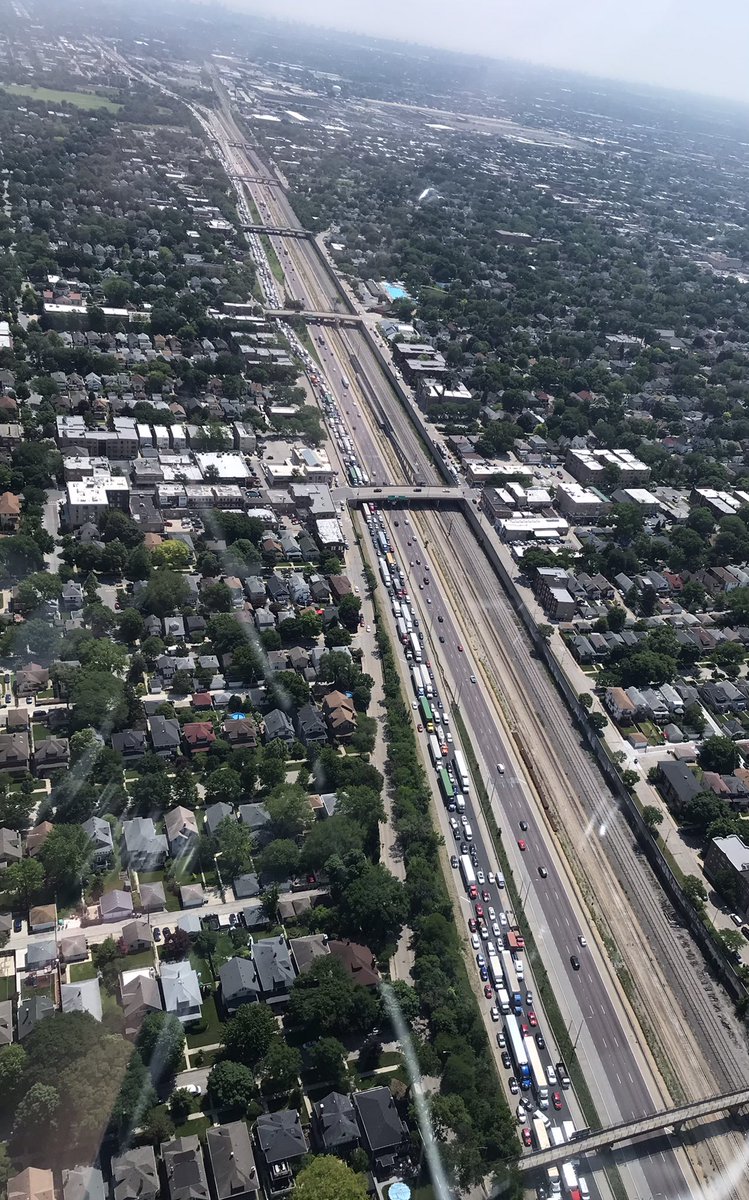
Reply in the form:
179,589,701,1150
519,1086,749,1172
241,223,312,238
266,308,364,326
346,486,464,505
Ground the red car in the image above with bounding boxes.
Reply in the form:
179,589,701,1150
527,1011,537,1028
521,1128,532,1147
468,918,477,932
457,643,463,651
482,889,491,903
518,839,527,851
474,904,484,918
469,884,478,899
552,1092,562,1111
484,983,493,998
520,1024,530,1038
516,934,526,949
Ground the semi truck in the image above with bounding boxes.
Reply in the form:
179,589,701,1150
487,952,503,990
524,1031,549,1106
561,1164,579,1196
411,665,424,696
504,1015,531,1089
496,986,511,1014
409,632,422,663
459,854,477,893
501,950,523,1013
453,749,470,792
428,734,441,767
532,1115,551,1152
438,769,455,809
397,617,409,645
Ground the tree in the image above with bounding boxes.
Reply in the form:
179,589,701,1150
258,839,300,880
266,784,314,839
606,604,626,633
39,824,92,894
683,874,707,910
0,856,45,909
300,816,364,872
151,540,191,570
717,928,744,956
222,1003,278,1067
69,670,127,733
136,1012,186,1081
681,791,729,834
287,957,379,1038
169,1088,195,1125
139,569,189,617
589,712,607,733
118,608,145,646
131,771,172,815
338,593,362,632
642,805,664,833
214,817,254,880
0,786,34,832
698,736,740,775
201,581,233,613
260,1039,301,1092
12,1082,59,1151
143,1105,175,1147
578,692,593,711
305,1037,348,1088
207,1060,257,1113
171,669,194,695
0,1043,26,1102
339,863,408,953
295,1156,368,1200
205,767,243,807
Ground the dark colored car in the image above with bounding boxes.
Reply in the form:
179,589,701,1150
570,955,580,970
450,854,459,868
12,916,22,933
535,1032,545,1050
552,1092,562,1111
501,1051,512,1070
484,983,493,998
508,1077,519,1095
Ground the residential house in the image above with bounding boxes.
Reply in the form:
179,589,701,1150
61,978,103,1022
263,709,295,745
328,940,380,988
34,737,70,776
25,821,53,857
0,732,30,777
295,703,327,746
219,957,261,1013
242,903,271,932
658,683,684,716
161,1136,209,1200
58,932,88,963
0,999,13,1046
121,972,163,1038
111,729,148,760
17,995,54,1040
254,1110,308,1194
183,721,216,754
161,960,202,1024
111,1148,159,1200
321,691,357,739
28,904,57,933
253,936,296,1002
81,816,114,866
100,889,134,923
164,806,199,857
180,883,205,909
0,826,22,868
8,1170,55,1200
312,1092,360,1154
140,881,166,913
603,688,637,724
705,833,749,916
15,664,49,697
238,803,272,843
122,817,168,869
233,874,261,901
205,1122,259,1200
289,934,330,975
205,802,234,836
121,920,153,953
657,760,702,811
62,1167,105,1200
0,491,21,531
353,1086,409,1175
148,714,182,758
641,689,669,722
222,716,258,748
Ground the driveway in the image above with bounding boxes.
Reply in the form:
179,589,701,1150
174,1066,210,1094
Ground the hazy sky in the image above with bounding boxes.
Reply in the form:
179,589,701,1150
222,0,749,105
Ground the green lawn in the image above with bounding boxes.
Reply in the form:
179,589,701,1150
1,83,122,110
0,975,15,1001
117,948,154,971
188,951,213,988
175,1114,211,1138
185,993,225,1048
69,961,97,982
32,723,49,744
260,234,285,283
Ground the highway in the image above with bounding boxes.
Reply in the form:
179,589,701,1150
112,55,736,1196
201,87,705,1200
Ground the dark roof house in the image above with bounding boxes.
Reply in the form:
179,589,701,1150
206,1122,259,1200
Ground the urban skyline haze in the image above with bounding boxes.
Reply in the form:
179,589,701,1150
213,0,749,107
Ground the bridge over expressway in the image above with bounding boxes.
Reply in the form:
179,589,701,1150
241,223,312,238
266,308,364,326
343,485,465,506
519,1087,749,1173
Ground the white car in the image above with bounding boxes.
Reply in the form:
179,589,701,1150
180,1083,202,1096
497,763,505,774
487,871,495,885
499,913,508,927
480,925,489,940
477,870,485,884
492,922,501,938
446,731,453,743
490,1006,500,1022
488,907,496,921
471,934,480,950
412,702,418,710
486,941,496,955
578,935,587,947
